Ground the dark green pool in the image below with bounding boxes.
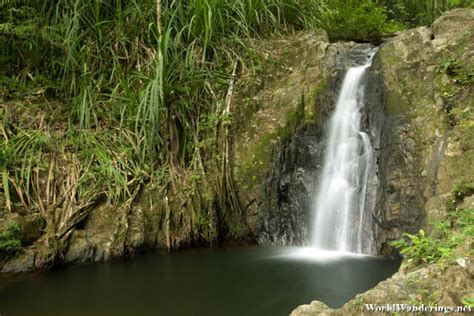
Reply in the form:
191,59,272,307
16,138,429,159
0,246,399,316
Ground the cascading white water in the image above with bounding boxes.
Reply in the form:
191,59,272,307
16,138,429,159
311,51,376,254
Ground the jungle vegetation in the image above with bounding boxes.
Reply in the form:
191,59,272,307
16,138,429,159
0,0,473,258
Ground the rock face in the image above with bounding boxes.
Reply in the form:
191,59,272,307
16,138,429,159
258,124,325,245
0,189,168,272
292,8,474,314
233,31,331,243
371,8,474,253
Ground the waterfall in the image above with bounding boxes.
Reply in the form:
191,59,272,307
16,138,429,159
311,50,377,254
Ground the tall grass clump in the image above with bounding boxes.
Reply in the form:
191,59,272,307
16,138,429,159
0,0,335,248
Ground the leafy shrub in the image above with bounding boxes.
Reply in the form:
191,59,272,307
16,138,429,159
462,297,474,308
390,209,473,266
389,228,462,264
390,179,474,267
0,222,22,258
317,0,404,40
377,0,474,27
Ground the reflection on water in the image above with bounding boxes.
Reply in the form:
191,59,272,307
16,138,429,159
0,246,399,316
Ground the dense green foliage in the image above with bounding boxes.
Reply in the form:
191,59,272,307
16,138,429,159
376,0,474,26
1,0,337,248
315,0,403,39
0,222,22,257
301,0,474,39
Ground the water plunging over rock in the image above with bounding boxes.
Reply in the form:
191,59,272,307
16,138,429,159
311,50,377,254
255,42,387,249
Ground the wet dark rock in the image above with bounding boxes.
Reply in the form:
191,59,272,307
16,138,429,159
18,214,45,246
258,124,325,245
364,62,425,253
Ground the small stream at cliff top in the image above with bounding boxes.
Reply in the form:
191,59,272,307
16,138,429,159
0,246,399,316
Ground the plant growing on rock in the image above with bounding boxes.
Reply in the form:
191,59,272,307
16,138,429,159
390,181,474,266
0,222,22,258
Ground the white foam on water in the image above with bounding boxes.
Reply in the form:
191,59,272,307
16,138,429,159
266,246,377,264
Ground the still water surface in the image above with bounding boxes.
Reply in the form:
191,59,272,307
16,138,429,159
0,246,399,316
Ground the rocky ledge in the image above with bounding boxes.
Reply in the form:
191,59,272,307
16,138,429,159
292,258,474,315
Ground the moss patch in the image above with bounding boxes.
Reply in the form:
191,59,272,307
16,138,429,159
232,32,329,212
